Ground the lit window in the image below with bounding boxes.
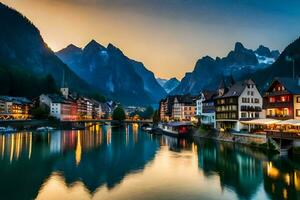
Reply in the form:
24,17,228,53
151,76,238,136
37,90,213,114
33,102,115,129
284,108,289,116
296,109,300,117
269,97,275,103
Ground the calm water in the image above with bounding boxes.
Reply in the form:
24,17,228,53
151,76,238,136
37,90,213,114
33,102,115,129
0,124,299,200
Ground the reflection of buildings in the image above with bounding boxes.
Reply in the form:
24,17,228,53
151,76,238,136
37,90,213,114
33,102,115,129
160,135,193,152
0,132,32,161
197,140,264,200
49,125,158,193
263,160,300,200
0,126,159,199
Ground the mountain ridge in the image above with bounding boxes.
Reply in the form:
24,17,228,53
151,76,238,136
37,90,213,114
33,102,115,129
171,42,280,95
0,2,95,96
57,40,166,105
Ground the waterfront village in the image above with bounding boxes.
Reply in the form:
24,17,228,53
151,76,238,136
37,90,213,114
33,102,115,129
159,76,300,155
0,86,145,122
2,76,300,154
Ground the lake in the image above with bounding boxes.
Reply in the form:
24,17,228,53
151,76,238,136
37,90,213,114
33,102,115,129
0,123,299,200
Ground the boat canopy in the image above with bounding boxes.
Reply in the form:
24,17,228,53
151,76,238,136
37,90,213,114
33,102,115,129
167,122,193,127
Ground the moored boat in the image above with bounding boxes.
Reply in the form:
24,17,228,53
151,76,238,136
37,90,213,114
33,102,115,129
0,126,17,133
36,126,55,132
158,122,193,138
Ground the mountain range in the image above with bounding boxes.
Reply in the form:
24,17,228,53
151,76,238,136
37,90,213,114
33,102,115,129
157,77,180,93
0,3,94,96
172,42,280,94
246,37,300,90
1,2,300,106
56,41,166,105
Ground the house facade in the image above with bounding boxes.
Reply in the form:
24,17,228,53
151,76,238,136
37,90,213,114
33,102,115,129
172,95,196,121
159,96,175,121
215,79,263,132
263,77,300,120
0,96,32,120
196,91,217,128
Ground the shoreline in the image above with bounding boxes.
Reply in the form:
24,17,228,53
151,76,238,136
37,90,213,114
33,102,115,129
192,129,278,153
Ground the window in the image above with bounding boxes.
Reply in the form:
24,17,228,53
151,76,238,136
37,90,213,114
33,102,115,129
297,109,300,117
241,112,247,118
284,108,289,116
255,98,259,103
251,91,254,96
268,109,273,116
269,97,275,103
297,97,300,103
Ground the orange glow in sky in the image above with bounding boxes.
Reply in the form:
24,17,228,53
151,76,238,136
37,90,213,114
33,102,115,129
2,0,300,79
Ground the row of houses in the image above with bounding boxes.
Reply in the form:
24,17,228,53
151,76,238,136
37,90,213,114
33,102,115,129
0,86,117,121
0,96,32,120
159,77,300,132
39,87,117,121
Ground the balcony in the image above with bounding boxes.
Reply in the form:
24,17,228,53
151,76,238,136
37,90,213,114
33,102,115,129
264,90,290,97
263,101,292,109
240,106,262,112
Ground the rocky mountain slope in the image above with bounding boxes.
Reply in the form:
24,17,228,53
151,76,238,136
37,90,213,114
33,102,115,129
172,42,280,94
56,41,166,105
0,3,94,95
157,77,180,93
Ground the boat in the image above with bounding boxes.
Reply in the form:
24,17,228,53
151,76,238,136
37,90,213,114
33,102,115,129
0,126,17,133
150,127,162,135
158,122,193,138
144,127,152,131
36,126,55,132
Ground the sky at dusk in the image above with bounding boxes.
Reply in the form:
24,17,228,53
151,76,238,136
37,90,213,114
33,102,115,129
2,0,300,79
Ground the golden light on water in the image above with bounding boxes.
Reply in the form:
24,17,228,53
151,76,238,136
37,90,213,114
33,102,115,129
267,162,280,178
36,145,235,200
75,132,82,166
0,133,32,162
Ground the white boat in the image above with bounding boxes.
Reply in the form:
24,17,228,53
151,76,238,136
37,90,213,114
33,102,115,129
0,126,17,133
36,126,55,132
145,127,152,131
158,122,193,138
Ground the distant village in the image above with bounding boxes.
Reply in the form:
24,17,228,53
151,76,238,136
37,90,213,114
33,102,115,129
0,85,147,122
159,76,300,133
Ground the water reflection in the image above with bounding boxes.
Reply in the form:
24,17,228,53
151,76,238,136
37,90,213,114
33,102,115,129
0,132,32,162
263,160,300,200
197,140,264,199
0,125,299,200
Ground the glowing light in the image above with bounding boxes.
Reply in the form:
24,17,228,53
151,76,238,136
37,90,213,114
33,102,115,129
75,132,82,166
29,133,32,159
267,162,280,178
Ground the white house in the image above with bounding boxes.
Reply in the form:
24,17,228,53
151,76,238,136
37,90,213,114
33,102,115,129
215,79,264,132
196,91,217,128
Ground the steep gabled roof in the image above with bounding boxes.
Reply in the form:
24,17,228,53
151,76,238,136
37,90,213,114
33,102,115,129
271,77,300,94
217,79,255,98
202,90,217,101
0,96,31,104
